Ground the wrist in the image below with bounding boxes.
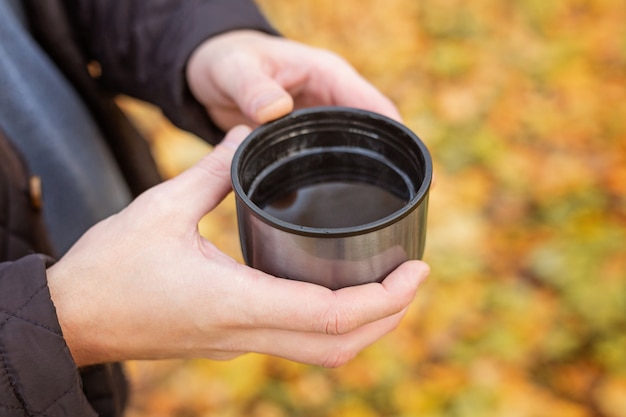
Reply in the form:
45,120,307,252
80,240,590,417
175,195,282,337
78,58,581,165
46,262,104,367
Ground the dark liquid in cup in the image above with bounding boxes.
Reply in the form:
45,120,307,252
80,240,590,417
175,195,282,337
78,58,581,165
260,181,407,228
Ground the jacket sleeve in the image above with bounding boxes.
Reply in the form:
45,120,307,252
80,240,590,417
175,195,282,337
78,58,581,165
0,255,98,417
62,0,280,144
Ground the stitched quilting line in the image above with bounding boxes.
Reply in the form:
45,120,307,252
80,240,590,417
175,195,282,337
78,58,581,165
0,282,57,416
0,402,25,411
35,374,82,417
0,284,62,337
0,310,62,336
0,375,81,417
0,281,82,417
0,339,80,417
0,334,30,414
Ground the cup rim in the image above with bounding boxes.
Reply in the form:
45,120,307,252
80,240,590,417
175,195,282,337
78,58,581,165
231,106,432,238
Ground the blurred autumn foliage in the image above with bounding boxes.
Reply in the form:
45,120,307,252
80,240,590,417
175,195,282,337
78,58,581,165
117,0,626,416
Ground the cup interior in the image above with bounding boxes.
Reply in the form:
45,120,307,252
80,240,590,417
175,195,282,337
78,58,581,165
232,107,431,234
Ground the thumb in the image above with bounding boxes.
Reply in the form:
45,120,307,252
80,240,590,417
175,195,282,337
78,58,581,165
231,70,294,124
164,125,251,222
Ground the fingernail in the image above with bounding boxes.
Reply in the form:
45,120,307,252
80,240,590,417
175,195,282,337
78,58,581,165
254,93,293,123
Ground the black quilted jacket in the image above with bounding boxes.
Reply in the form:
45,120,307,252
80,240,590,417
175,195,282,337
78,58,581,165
0,1,277,416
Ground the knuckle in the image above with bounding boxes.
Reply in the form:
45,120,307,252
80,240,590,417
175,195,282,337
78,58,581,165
321,305,358,336
147,190,174,211
197,155,230,182
131,189,176,221
322,308,340,335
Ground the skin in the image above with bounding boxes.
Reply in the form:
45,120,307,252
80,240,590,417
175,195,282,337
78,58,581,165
185,30,403,129
47,31,429,368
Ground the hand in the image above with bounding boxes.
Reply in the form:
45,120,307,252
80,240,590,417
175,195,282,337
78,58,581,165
186,30,402,130
46,125,429,368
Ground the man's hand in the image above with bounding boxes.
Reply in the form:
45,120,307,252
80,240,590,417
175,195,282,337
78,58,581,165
47,125,428,368
186,30,402,130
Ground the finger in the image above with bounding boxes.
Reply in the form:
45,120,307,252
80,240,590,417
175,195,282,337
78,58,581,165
216,60,294,124
165,125,251,222
245,77,294,123
237,260,429,335
331,78,401,122
303,52,403,122
228,308,408,368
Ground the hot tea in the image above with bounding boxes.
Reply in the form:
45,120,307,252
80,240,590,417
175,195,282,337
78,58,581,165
260,180,407,228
